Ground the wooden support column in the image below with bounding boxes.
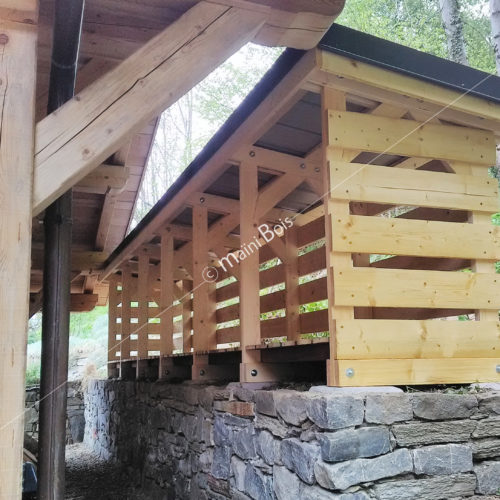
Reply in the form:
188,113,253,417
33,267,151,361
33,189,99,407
136,251,150,378
322,87,354,386
107,274,120,378
119,264,134,379
192,205,217,379
181,280,193,354
0,3,38,496
285,227,300,340
239,162,265,381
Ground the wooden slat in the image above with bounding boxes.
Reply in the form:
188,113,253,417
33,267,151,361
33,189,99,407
330,162,498,212
336,359,500,386
285,227,300,340
300,309,329,334
160,232,174,355
335,267,500,309
337,320,500,359
298,247,326,276
137,253,150,360
327,111,495,165
120,265,132,360
333,215,500,260
371,256,470,272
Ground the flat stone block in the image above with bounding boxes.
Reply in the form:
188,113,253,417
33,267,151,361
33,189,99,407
306,395,364,430
474,461,500,495
392,420,476,446
365,394,412,424
412,393,477,420
412,444,473,476
310,386,402,395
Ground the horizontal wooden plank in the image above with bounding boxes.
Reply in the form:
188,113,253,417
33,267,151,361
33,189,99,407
297,216,325,247
300,309,328,333
336,358,500,386
328,111,495,165
335,268,500,309
334,215,500,260
336,320,500,359
329,162,498,212
298,247,326,276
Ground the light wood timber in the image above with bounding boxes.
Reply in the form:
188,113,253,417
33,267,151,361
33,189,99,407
160,232,174,356
137,252,150,369
336,358,500,386
239,162,263,379
119,265,132,366
0,6,38,496
285,227,300,340
333,214,500,260
336,320,500,359
329,162,498,213
335,267,500,310
192,205,217,352
70,293,99,312
317,50,500,131
327,111,495,165
74,164,129,194
33,2,267,215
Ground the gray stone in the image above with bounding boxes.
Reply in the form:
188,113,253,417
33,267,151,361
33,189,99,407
231,455,246,492
373,473,477,500
310,386,402,394
300,486,370,500
281,438,320,485
319,427,391,462
472,438,500,459
232,425,257,460
211,445,231,479
306,395,364,430
474,461,500,495
392,420,476,446
273,465,301,500
274,390,309,427
254,413,289,438
255,430,275,466
473,417,500,438
214,415,231,446
475,383,500,391
314,448,413,490
412,393,477,420
412,444,472,475
255,391,277,417
365,394,413,424
478,393,500,415
244,464,273,500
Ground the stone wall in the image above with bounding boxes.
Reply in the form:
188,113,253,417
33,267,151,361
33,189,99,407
25,381,85,444
84,380,500,499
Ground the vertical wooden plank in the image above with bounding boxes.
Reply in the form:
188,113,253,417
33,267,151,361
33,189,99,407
136,251,149,378
0,5,38,496
181,280,193,353
322,87,354,387
107,274,120,376
192,205,217,352
239,161,263,381
160,231,174,355
119,264,132,369
285,227,300,340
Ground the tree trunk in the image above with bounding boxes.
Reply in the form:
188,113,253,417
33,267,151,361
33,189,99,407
439,0,468,65
491,0,500,74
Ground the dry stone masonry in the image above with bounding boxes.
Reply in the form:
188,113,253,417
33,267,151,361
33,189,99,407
84,380,500,499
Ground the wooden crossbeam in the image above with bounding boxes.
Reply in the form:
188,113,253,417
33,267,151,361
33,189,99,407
74,164,129,194
33,2,267,216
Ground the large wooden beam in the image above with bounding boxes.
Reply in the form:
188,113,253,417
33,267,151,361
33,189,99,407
32,2,266,216
0,3,38,497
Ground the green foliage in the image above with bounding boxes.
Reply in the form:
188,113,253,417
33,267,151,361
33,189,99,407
337,0,495,73
25,361,41,386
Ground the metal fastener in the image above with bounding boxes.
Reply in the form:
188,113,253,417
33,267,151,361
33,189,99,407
300,163,306,169
249,150,256,157
251,369,258,377
199,369,205,376
496,365,500,374
346,368,355,378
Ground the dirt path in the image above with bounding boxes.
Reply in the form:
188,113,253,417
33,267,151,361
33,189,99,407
65,444,140,500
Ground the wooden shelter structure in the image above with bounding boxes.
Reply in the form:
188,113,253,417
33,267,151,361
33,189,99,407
1,1,346,496
103,25,500,389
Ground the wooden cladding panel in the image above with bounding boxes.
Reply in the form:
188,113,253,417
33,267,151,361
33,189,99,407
337,320,500,360
333,215,500,260
327,111,495,165
329,162,498,213
334,267,500,310
336,359,500,386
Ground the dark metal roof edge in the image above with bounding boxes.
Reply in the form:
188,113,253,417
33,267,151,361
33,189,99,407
319,24,500,105
105,48,306,267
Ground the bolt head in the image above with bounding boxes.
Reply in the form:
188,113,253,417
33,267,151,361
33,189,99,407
496,365,500,374
249,150,256,157
346,368,355,378
250,369,258,377
300,163,306,169
199,369,205,376
199,196,205,203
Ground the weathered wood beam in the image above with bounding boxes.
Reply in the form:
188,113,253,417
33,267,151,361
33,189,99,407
33,2,266,216
74,164,129,194
70,293,99,312
0,3,38,497
31,249,108,272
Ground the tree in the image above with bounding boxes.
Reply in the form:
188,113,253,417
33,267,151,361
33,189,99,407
439,0,468,64
490,0,500,74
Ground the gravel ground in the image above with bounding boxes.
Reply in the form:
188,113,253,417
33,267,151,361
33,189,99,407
65,444,141,499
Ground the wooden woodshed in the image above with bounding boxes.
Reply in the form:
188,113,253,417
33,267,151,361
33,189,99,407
103,24,500,388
